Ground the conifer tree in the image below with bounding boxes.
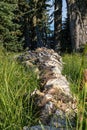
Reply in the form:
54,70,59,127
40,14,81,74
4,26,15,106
18,0,51,49
0,0,52,51
0,0,23,51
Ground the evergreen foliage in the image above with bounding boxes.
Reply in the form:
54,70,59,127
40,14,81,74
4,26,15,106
0,0,23,51
0,0,87,52
0,0,52,51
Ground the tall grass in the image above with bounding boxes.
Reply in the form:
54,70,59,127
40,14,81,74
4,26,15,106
62,51,87,130
0,47,40,130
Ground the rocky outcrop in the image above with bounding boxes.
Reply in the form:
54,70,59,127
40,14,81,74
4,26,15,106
18,48,77,130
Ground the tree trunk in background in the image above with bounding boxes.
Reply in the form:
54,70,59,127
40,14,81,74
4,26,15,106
67,0,87,52
24,18,31,49
18,0,31,49
33,0,44,48
54,0,62,52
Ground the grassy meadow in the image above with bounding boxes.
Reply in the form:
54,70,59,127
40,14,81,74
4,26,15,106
62,53,87,130
0,47,40,130
0,46,87,130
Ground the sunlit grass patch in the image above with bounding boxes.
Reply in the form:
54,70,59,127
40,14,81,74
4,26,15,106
0,46,40,130
62,52,87,130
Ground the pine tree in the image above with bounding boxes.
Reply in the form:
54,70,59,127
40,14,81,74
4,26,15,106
0,0,23,51
0,0,52,51
18,0,51,49
28,0,51,49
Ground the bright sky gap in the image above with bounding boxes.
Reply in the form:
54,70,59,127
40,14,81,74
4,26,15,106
49,0,67,30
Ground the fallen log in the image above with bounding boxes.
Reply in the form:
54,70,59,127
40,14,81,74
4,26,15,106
17,48,77,130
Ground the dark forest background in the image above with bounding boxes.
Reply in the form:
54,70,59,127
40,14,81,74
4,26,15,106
0,0,87,52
